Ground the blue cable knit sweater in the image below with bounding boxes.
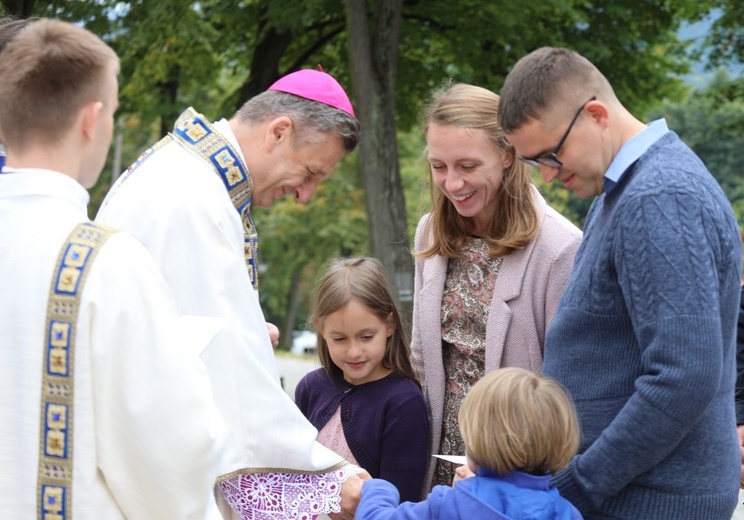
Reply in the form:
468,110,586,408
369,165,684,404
544,131,742,519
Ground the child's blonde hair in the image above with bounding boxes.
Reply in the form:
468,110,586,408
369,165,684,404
309,256,419,386
458,367,579,475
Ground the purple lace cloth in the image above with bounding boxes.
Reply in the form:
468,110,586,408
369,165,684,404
218,464,362,520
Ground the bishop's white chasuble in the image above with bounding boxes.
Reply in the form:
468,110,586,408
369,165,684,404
97,109,359,519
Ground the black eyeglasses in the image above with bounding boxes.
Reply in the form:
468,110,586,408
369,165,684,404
519,96,596,168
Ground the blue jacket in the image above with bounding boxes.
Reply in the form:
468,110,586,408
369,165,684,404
356,468,582,520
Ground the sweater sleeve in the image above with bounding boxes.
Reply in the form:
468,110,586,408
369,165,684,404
736,285,744,425
294,374,310,418
411,216,429,387
378,388,431,503
543,224,582,344
356,479,443,520
553,189,733,510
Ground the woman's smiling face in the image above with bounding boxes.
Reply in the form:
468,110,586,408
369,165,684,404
427,123,510,235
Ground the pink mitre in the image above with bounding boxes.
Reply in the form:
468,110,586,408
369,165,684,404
268,69,355,117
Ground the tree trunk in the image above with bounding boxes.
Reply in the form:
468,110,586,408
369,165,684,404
281,268,303,350
2,0,35,17
235,23,291,108
345,0,413,328
158,64,180,137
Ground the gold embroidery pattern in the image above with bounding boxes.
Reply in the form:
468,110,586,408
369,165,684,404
98,107,260,289
37,222,116,520
172,107,259,289
216,460,350,482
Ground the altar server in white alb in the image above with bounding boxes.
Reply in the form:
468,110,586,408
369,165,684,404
0,19,229,520
97,69,366,518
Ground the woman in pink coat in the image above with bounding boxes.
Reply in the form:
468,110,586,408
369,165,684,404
412,83,582,492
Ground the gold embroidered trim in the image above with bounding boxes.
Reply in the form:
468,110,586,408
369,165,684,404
172,107,259,289
99,108,260,289
37,222,116,520
216,460,350,483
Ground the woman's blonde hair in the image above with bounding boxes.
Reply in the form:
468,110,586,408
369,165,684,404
417,83,539,259
309,257,419,386
459,367,579,475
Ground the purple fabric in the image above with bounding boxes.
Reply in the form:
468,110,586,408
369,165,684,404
295,369,430,502
268,69,355,116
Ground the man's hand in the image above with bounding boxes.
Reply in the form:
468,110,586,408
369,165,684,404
266,322,279,349
329,469,371,520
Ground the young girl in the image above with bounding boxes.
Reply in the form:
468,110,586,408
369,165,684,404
295,256,430,503
354,367,582,520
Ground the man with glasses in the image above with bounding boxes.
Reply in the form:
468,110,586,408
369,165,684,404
498,47,741,519
516,95,595,171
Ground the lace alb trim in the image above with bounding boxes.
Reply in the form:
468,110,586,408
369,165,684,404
219,464,363,519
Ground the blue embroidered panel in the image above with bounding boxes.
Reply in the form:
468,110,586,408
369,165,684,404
175,116,212,145
43,402,69,459
38,222,117,520
47,320,71,376
54,243,92,296
210,145,248,192
41,484,66,519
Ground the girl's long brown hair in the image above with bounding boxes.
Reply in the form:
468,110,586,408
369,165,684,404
309,257,419,387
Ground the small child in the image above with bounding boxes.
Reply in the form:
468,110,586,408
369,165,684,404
295,257,430,503
355,367,582,520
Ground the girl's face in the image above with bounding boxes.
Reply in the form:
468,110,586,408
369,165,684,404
426,123,512,236
319,299,394,385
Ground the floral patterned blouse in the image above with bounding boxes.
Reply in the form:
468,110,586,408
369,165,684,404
433,237,502,487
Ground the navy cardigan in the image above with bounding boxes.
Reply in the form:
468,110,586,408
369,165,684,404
295,369,430,502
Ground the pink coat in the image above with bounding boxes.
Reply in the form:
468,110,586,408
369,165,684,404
411,186,582,491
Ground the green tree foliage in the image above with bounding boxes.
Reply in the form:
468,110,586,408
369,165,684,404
110,1,225,135
7,0,737,336
707,1,744,66
396,0,712,126
534,175,593,229
346,0,413,325
255,153,369,347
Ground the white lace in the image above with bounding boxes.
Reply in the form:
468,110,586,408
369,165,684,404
219,465,363,519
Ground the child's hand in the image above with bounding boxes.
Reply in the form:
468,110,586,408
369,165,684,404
452,464,475,485
331,469,371,520
266,322,280,348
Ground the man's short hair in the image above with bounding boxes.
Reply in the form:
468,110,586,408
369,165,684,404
498,47,613,133
235,90,361,153
0,19,119,150
459,367,579,475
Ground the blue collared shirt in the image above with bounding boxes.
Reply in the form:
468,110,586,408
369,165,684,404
603,119,670,194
